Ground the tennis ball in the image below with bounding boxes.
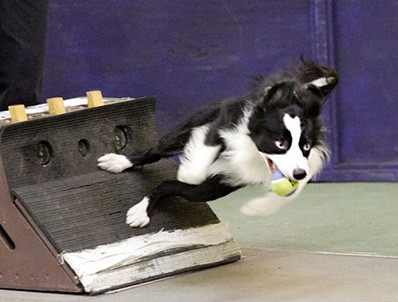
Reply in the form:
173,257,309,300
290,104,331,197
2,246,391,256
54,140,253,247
271,170,299,196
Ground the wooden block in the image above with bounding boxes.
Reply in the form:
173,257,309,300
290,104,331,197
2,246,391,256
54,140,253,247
0,97,241,294
86,90,103,108
47,97,66,115
8,104,28,123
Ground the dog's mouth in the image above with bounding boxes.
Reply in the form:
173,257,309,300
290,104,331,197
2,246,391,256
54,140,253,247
261,152,287,177
266,158,277,174
260,152,278,174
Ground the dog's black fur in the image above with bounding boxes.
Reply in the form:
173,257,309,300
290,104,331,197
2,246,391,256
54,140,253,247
98,59,338,227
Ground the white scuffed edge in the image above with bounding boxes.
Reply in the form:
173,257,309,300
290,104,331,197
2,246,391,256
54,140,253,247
60,223,241,293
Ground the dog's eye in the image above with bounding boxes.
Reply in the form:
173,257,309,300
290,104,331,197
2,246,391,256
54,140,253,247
303,143,311,151
275,139,289,150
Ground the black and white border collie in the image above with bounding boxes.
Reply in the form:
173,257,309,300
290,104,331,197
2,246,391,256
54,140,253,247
98,60,338,228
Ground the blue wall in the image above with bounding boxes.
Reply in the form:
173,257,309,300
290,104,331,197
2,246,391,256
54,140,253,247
43,1,314,130
42,0,398,181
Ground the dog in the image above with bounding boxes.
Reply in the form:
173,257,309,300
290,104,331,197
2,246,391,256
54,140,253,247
97,59,338,228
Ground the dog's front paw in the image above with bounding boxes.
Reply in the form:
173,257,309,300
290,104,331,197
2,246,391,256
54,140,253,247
126,197,150,228
240,192,286,217
97,153,133,173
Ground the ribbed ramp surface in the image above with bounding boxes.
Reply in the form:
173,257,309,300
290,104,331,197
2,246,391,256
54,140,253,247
1,98,241,293
13,161,241,294
13,161,220,252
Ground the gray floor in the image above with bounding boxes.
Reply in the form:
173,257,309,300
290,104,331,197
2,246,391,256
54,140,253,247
1,182,398,301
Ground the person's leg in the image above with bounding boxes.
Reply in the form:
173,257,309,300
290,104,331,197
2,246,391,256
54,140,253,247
0,0,49,111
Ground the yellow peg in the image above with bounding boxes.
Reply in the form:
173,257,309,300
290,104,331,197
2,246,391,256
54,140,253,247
8,104,28,123
86,90,103,108
47,97,66,115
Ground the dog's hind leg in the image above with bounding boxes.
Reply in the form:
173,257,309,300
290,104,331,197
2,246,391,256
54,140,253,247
97,140,187,173
97,130,192,173
98,104,221,174
97,153,135,173
126,176,240,228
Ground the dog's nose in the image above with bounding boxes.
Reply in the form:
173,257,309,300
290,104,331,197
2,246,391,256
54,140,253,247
293,168,307,180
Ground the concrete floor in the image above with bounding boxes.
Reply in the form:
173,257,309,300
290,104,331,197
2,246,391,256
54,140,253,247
1,182,398,301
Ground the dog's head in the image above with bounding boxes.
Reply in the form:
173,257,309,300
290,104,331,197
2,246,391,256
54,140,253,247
247,60,338,181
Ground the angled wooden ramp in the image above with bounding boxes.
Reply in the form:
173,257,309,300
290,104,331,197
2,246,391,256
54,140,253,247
0,97,241,294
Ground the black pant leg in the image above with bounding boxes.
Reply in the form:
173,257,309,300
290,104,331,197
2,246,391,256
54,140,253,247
0,0,49,111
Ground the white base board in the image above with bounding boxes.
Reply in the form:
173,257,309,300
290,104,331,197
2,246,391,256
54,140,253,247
61,223,241,293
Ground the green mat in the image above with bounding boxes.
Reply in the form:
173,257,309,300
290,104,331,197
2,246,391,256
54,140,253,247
210,182,398,257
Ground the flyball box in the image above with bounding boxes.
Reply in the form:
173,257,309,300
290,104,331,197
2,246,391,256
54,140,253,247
0,97,241,294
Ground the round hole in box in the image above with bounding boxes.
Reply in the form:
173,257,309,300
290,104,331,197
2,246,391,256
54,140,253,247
36,141,53,166
78,139,90,157
113,126,128,151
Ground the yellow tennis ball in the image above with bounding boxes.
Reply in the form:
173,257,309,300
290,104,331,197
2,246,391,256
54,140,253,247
271,170,299,196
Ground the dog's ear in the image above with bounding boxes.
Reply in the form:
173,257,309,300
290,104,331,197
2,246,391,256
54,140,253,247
299,59,339,99
305,76,338,98
262,82,292,108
